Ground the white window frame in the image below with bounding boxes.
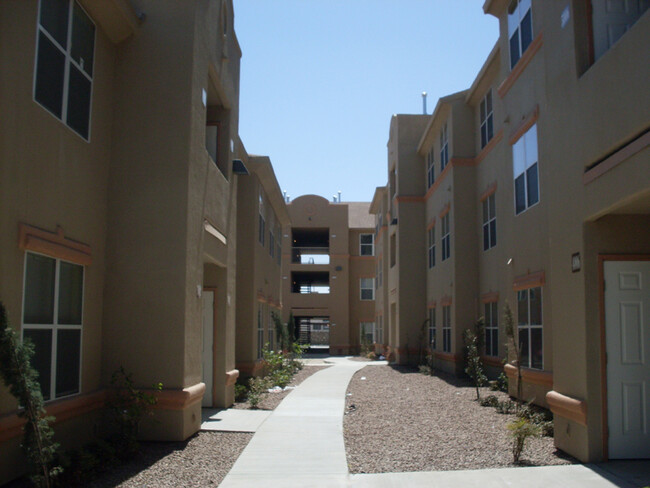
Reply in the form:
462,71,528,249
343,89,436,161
442,305,451,353
517,286,543,369
484,301,499,357
507,0,533,69
480,89,494,149
360,233,374,256
34,0,95,141
22,251,84,402
428,307,436,350
513,123,539,215
440,122,449,171
268,307,274,350
482,194,497,251
360,278,375,301
428,226,436,268
441,213,450,261
426,148,435,188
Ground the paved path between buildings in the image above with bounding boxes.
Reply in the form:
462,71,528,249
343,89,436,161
218,357,642,488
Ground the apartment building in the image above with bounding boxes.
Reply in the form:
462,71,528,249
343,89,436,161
281,195,376,356
0,1,289,483
374,0,649,463
235,156,290,377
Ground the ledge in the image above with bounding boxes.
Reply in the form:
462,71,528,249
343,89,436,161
481,291,499,303
225,370,240,386
152,383,206,411
19,223,92,265
481,355,503,368
78,0,141,44
434,351,460,363
513,270,545,291
546,390,587,426
504,363,553,387
498,33,544,98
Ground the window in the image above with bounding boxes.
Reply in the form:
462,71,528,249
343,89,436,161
428,226,436,268
442,305,451,353
257,306,264,359
440,123,449,171
426,148,435,188
508,0,533,69
360,278,375,301
390,233,396,268
428,307,436,350
517,286,543,369
482,194,497,250
360,322,376,344
377,315,383,344
34,0,95,140
441,213,450,261
484,301,498,357
275,226,282,266
480,90,494,149
377,257,383,287
513,123,539,215
258,192,265,246
360,234,374,256
22,252,84,401
268,308,274,350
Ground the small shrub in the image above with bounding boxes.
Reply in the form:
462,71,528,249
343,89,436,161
517,403,554,437
479,394,500,407
496,399,517,414
507,418,541,463
496,372,509,393
418,364,433,376
366,351,377,361
247,376,270,409
463,320,488,400
234,383,248,402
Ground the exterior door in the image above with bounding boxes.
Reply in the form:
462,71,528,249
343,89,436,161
202,290,215,407
604,260,650,458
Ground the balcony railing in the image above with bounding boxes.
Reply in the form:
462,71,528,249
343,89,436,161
291,247,330,264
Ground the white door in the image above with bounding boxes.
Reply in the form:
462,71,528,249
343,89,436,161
604,260,650,458
202,290,215,407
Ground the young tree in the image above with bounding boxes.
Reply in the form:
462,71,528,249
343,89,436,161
504,302,523,412
463,317,487,400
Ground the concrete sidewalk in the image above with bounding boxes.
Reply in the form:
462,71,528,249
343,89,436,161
218,358,644,488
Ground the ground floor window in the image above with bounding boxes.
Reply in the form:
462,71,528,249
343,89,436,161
377,315,383,344
257,305,264,358
268,308,274,350
428,307,436,350
484,301,498,357
22,252,84,401
517,286,543,369
360,322,376,345
442,305,451,353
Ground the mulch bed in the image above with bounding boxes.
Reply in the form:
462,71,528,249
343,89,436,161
344,364,577,473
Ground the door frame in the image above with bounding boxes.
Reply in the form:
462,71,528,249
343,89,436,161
598,254,650,460
203,286,218,407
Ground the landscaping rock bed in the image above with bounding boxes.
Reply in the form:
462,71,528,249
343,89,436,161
344,365,577,473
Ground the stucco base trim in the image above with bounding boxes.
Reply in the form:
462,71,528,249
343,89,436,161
152,383,206,411
504,363,553,387
225,370,239,386
480,355,503,368
546,390,588,427
0,390,106,442
434,351,460,363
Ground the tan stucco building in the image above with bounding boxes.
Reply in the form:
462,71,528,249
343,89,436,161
282,196,376,356
0,1,288,483
373,0,649,464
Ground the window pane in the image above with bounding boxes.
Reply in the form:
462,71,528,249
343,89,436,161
482,200,488,223
531,328,543,369
509,30,520,69
518,326,530,367
483,224,490,251
491,302,499,326
481,123,488,148
529,286,542,325
24,253,56,324
520,9,533,53
524,124,538,167
515,174,526,214
486,90,492,113
490,219,497,247
517,290,528,326
23,328,52,400
71,2,95,77
55,329,81,397
489,194,496,219
40,0,69,47
485,326,492,355
35,33,66,118
487,115,494,141
58,261,83,325
361,235,372,244
526,163,539,207
513,138,526,177
66,65,92,139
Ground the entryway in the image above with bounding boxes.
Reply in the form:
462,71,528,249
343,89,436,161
604,260,650,458
202,288,216,407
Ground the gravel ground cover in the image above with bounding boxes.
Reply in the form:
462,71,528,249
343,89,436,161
344,364,577,473
233,365,329,410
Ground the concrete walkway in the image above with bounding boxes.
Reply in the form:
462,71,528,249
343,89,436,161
218,358,644,488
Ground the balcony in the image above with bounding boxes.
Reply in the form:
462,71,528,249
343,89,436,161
291,271,330,294
291,247,330,265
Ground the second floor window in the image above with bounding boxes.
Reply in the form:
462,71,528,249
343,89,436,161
513,123,539,215
426,148,435,188
508,0,533,69
428,226,436,268
360,278,375,300
441,213,450,261
483,194,497,250
480,89,494,149
440,123,449,171
360,234,374,256
35,0,95,140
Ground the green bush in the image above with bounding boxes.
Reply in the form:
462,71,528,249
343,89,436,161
463,319,487,401
234,383,248,402
496,399,517,414
247,376,270,409
517,403,554,437
507,418,541,463
479,394,500,407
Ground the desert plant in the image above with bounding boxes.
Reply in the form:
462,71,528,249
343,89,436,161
106,367,161,457
247,376,270,409
479,394,500,407
517,402,554,437
0,302,61,488
234,383,248,403
495,399,517,414
463,318,488,400
507,418,541,463
504,302,523,412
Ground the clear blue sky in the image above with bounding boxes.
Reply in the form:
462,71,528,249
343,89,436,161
233,1,498,203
